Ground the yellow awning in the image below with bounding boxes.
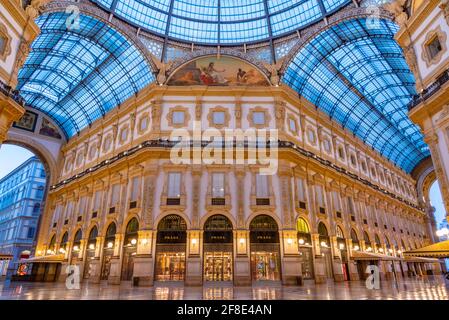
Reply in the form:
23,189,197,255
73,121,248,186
404,256,439,263
20,254,65,263
404,240,449,258
351,251,399,261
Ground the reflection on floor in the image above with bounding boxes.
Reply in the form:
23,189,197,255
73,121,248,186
0,277,448,300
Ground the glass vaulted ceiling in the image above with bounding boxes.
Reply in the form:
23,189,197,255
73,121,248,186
284,18,430,173
17,12,154,138
91,0,351,44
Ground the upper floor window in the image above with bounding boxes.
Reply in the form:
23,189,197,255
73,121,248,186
130,176,141,202
167,172,181,198
252,112,265,125
427,36,442,60
213,111,225,125
337,146,345,160
307,128,316,144
111,184,120,205
256,174,269,198
323,138,331,153
212,173,225,198
296,178,306,202
289,118,297,132
93,190,102,211
315,185,325,208
172,111,185,125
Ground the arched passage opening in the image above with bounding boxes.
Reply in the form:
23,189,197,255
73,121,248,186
0,144,48,278
155,215,187,282
296,217,314,280
84,226,98,279
249,215,281,282
203,215,233,282
121,218,139,281
101,223,116,281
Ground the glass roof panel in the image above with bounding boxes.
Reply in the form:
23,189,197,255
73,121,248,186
283,18,430,173
17,12,154,139
90,0,351,45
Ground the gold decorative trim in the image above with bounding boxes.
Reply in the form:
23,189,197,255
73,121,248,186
421,26,447,68
0,23,12,61
207,106,231,129
247,106,271,129
167,106,190,128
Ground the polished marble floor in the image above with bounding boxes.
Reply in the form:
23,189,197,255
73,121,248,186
0,277,448,300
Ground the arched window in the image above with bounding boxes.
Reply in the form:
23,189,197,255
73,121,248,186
204,215,233,244
318,222,328,237
296,218,309,234
336,226,344,239
105,223,116,248
351,228,360,250
318,222,329,247
350,229,358,242
158,215,186,231
60,232,68,250
250,215,278,231
297,218,311,246
204,215,232,231
48,235,56,253
87,226,98,250
249,215,279,243
124,218,139,246
363,231,371,245
71,229,82,254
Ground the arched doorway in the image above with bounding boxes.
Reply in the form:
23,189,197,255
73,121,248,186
336,226,349,281
84,226,98,279
318,222,333,280
101,223,116,280
249,215,281,282
70,229,82,265
121,218,139,281
296,218,313,279
155,215,187,281
203,215,233,282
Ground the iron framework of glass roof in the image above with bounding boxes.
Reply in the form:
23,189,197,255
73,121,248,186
91,0,351,46
17,12,155,138
283,18,430,173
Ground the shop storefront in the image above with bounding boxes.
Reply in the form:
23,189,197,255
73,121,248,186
249,215,281,282
70,229,82,265
84,226,98,279
318,222,333,280
121,218,139,281
336,226,349,281
203,215,233,282
155,215,187,281
296,218,314,280
101,223,116,280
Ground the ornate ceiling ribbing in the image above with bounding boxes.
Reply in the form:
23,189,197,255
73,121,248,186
17,12,155,138
283,17,430,173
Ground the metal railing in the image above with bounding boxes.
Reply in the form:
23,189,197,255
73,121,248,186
407,68,449,111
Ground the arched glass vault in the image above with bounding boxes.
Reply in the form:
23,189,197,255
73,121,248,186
17,12,155,138
283,18,430,173
91,0,351,45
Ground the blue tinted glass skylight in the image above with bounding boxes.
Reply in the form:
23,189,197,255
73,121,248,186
90,0,351,44
283,18,429,172
18,12,154,139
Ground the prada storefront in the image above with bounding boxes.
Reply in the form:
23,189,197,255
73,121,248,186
155,215,187,281
203,215,233,282
249,215,281,282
